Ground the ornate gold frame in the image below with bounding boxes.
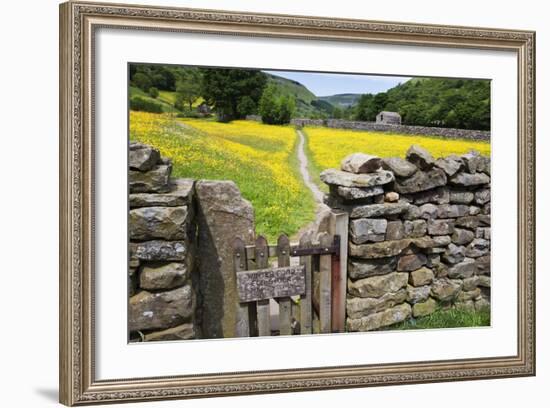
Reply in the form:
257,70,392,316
59,1,536,405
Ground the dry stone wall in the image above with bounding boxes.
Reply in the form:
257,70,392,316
291,118,491,141
128,142,199,342
321,145,491,331
127,142,256,342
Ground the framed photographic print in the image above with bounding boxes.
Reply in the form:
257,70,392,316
59,1,536,405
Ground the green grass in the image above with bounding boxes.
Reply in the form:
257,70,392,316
130,113,316,240
129,86,180,113
389,307,491,331
301,128,329,193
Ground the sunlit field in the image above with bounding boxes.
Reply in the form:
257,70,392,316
129,112,316,239
303,126,491,189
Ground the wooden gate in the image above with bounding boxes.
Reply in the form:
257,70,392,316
232,212,348,337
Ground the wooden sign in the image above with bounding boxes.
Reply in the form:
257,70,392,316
236,265,306,302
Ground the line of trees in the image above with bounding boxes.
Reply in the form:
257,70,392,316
130,65,490,130
130,64,295,124
354,78,490,130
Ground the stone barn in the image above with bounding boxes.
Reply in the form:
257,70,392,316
376,111,401,125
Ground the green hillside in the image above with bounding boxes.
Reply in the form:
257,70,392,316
318,93,362,108
129,86,180,113
266,73,333,118
355,78,490,130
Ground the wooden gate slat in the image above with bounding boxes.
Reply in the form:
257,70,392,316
299,232,313,335
254,235,271,336
318,232,332,334
232,237,250,337
277,234,292,336
329,212,348,333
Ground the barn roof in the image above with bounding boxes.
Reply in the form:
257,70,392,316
378,111,401,117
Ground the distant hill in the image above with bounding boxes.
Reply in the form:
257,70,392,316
318,93,362,108
266,73,333,117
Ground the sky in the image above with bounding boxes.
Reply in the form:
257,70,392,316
263,70,411,97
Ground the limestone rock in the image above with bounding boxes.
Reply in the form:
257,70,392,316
130,240,186,261
406,145,435,170
349,236,437,259
432,235,452,247
475,255,491,275
348,272,409,298
463,275,481,291
350,217,386,243
457,287,482,302
382,157,418,178
143,323,196,341
449,189,474,204
455,215,480,230
346,289,407,318
397,253,427,272
462,150,484,174
409,267,434,287
406,285,432,304
465,238,490,258
129,206,188,240
129,142,161,171
348,257,398,280
412,298,437,317
478,214,491,226
452,228,475,245
426,253,441,267
128,285,195,331
428,219,455,235
350,218,387,244
129,179,194,208
437,204,469,218
385,192,400,202
474,188,491,205
195,180,255,339
386,221,405,240
447,258,476,279
431,278,463,302
449,172,490,187
333,185,384,200
478,275,491,287
347,303,412,331
402,204,420,220
469,206,481,215
129,164,172,193
455,300,475,312
475,227,491,240
140,262,188,290
407,187,450,205
435,156,463,176
394,169,447,194
349,202,409,219
442,243,466,264
341,153,382,173
418,203,438,220
475,298,491,311
433,263,449,278
404,220,427,238
320,169,394,188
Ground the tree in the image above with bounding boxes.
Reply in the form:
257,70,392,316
200,69,267,122
132,72,152,92
331,106,343,119
258,85,295,125
354,94,377,121
175,68,202,111
148,87,159,99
